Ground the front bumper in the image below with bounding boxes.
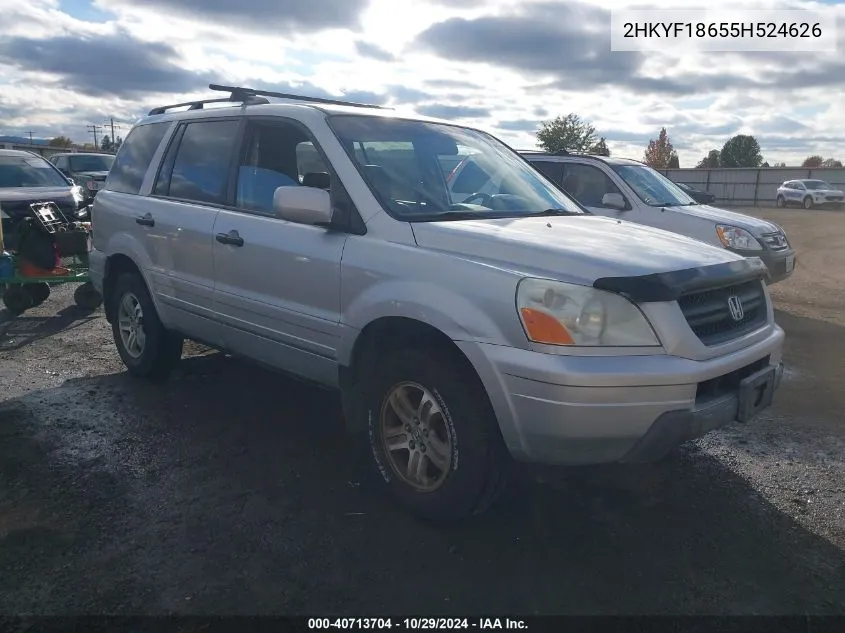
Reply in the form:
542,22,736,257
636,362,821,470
731,249,795,284
457,323,784,466
757,248,796,284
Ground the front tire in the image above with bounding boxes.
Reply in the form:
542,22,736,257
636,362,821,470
803,196,814,210
365,347,507,522
108,272,183,381
775,195,785,208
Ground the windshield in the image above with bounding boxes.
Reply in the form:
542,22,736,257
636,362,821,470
0,155,69,188
69,154,114,172
804,180,834,190
327,115,585,220
611,164,697,207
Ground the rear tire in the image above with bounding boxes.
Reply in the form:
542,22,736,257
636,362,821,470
74,282,103,310
2,284,32,315
803,196,814,210
108,272,183,381
365,347,508,522
775,195,785,208
25,282,50,306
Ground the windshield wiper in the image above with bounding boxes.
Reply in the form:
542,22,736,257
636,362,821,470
527,208,586,216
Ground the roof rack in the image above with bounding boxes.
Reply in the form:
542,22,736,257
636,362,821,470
148,83,390,116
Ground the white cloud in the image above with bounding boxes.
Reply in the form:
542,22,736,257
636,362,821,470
0,0,842,166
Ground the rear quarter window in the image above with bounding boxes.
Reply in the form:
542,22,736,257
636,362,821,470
106,122,170,195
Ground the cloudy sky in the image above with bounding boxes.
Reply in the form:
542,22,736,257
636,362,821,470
0,0,842,166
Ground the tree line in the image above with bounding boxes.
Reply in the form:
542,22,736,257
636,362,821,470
47,134,123,152
535,114,842,170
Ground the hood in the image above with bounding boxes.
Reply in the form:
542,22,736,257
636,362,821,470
668,203,781,235
411,215,743,284
0,186,76,219
810,188,844,195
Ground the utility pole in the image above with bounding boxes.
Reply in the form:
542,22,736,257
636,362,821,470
104,118,122,151
87,124,103,148
27,131,33,144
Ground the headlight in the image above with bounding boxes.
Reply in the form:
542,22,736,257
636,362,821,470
516,278,661,347
70,185,85,205
716,225,762,251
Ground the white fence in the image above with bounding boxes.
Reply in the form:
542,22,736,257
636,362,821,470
658,167,845,207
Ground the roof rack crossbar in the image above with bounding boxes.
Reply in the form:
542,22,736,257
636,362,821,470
148,94,269,116
208,83,390,110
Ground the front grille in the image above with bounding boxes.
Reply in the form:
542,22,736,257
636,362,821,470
678,279,767,346
760,231,789,251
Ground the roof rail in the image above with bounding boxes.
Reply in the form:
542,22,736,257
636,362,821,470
148,93,270,116
208,83,390,109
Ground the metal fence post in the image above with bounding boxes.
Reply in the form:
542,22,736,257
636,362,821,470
753,168,761,206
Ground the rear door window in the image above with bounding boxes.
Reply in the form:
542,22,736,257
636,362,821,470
530,160,564,185
107,123,170,195
155,120,240,205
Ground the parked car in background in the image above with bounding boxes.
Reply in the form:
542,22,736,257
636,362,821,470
675,181,716,204
0,149,89,250
49,152,115,202
776,179,844,210
89,84,785,521
512,151,795,284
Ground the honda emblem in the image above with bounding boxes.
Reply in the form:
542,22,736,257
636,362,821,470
727,295,744,321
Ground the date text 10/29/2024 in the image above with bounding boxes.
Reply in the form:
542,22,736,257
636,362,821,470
308,618,527,630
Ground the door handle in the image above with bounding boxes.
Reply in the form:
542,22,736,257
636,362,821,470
216,231,244,247
135,214,154,227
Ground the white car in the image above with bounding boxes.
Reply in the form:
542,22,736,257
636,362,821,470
776,179,844,210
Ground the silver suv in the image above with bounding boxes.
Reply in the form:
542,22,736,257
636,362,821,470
89,85,785,521
776,179,844,209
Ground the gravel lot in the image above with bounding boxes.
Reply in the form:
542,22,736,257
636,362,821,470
1,206,843,616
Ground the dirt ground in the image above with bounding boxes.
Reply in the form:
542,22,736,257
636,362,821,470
0,207,843,616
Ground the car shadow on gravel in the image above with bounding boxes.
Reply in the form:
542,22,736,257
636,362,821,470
1,351,844,616
0,304,98,352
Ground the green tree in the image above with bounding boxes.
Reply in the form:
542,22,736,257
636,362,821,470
771,161,787,167
822,157,842,168
114,136,123,151
48,136,73,148
536,114,598,154
643,128,679,169
802,155,824,168
696,149,721,168
720,134,763,168
668,154,680,168
101,135,114,152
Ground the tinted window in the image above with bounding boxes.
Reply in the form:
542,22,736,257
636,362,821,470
159,120,240,205
530,160,564,185
451,157,492,195
563,163,625,208
234,120,329,215
69,154,115,172
804,180,833,190
107,123,169,195
0,155,69,188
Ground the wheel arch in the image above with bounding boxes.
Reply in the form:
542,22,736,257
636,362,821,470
338,316,486,434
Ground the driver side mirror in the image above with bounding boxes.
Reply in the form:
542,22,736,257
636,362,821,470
273,186,333,226
602,192,627,210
